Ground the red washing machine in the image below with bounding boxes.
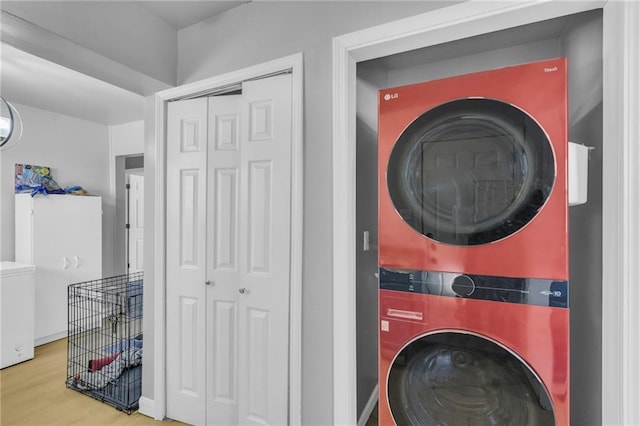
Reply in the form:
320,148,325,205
378,57,568,280
377,59,569,425
378,271,569,426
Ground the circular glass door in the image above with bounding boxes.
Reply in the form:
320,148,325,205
387,98,555,246
387,332,555,426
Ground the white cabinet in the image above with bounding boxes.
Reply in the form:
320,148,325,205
15,194,102,345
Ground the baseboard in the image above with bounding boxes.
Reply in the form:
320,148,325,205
138,396,162,420
35,330,67,346
357,384,379,426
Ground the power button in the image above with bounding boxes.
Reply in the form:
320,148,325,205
452,274,475,297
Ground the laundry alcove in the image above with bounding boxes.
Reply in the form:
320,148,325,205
355,8,603,425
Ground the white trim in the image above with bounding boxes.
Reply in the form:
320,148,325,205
622,5,640,424
34,330,66,347
602,2,640,425
332,34,357,426
332,0,638,424
288,53,304,426
334,0,606,64
137,396,156,420
357,385,379,426
152,91,167,421
152,53,304,424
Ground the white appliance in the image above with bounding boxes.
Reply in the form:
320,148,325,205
0,261,35,368
15,194,102,345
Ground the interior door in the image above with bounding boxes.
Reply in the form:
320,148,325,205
166,97,208,426
230,75,292,426
166,73,293,426
206,92,242,425
127,173,144,273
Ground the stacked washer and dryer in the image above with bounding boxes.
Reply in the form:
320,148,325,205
377,58,570,425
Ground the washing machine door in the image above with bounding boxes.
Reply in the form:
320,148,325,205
388,332,555,426
387,98,555,246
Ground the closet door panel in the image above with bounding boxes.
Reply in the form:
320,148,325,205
247,161,272,274
177,296,200,392
214,168,238,269
211,300,237,402
245,307,270,423
166,98,208,426
179,170,201,266
237,74,292,426
206,94,243,426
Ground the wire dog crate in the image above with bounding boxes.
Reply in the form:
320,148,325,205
66,272,143,413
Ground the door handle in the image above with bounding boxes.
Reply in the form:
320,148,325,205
62,256,70,269
74,256,80,269
239,288,247,294
387,308,423,320
205,280,213,286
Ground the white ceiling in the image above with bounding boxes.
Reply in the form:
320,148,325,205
0,1,247,126
0,43,147,125
136,1,246,30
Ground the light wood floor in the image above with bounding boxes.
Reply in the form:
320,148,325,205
0,338,184,426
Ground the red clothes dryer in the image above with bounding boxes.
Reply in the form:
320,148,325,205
378,272,569,426
378,58,568,280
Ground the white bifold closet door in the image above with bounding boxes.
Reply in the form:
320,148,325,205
166,74,292,426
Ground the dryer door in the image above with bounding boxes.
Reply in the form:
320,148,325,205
387,332,555,426
387,98,555,246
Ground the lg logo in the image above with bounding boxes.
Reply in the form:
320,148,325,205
383,93,399,101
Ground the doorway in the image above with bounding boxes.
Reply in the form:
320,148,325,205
115,154,144,275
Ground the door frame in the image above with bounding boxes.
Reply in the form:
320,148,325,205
332,1,639,425
149,53,303,423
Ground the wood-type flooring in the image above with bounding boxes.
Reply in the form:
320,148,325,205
0,338,184,426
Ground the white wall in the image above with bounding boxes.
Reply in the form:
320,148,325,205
110,121,144,158
0,102,113,275
158,2,456,424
